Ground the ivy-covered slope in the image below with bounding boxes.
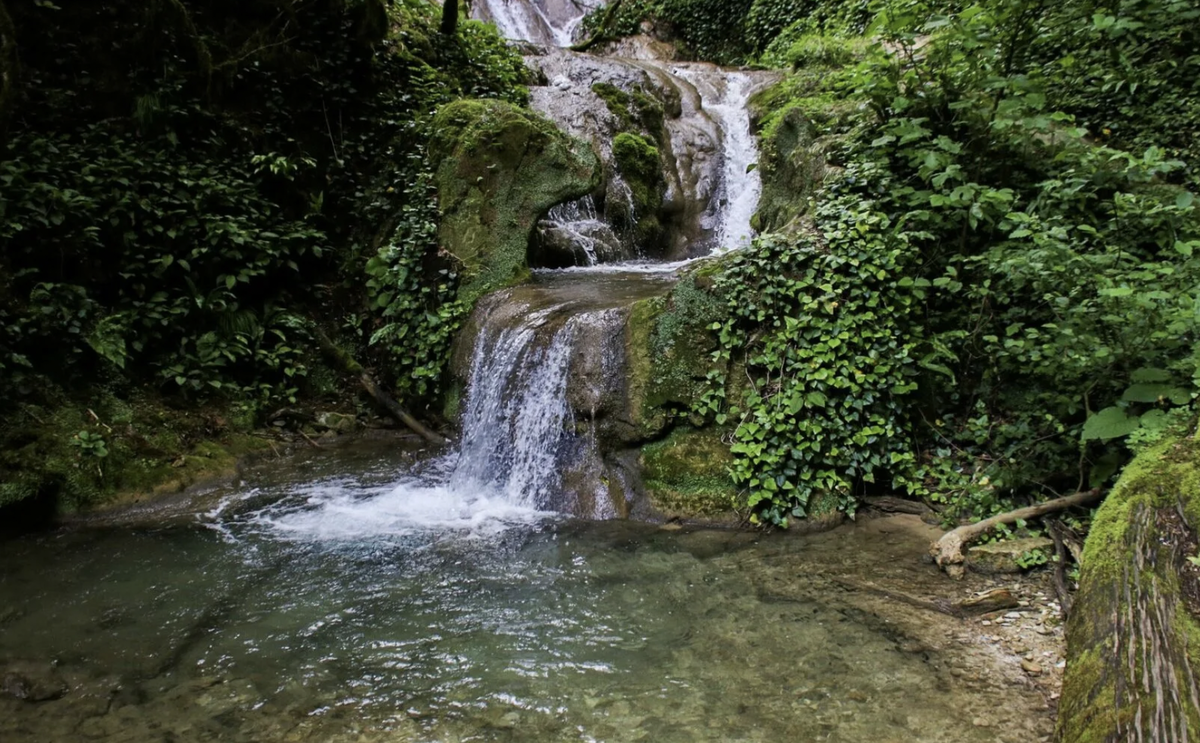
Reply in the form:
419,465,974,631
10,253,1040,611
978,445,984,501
0,0,533,513
585,0,1200,527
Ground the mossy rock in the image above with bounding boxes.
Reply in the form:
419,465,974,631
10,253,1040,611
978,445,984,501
624,273,728,439
430,99,601,305
591,82,666,139
748,75,854,235
611,132,665,245
1058,437,1200,742
641,428,738,519
0,394,269,521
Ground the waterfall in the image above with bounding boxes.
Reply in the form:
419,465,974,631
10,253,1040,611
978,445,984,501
322,0,768,526
450,306,574,507
472,0,590,47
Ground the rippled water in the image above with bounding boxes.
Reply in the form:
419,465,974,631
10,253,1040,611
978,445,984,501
0,445,1053,743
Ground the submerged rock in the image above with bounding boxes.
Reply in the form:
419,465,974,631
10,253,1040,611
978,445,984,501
2,660,67,702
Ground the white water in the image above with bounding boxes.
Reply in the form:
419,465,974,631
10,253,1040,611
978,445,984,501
543,196,623,265
258,304,605,540
671,66,762,253
450,306,575,505
474,0,591,47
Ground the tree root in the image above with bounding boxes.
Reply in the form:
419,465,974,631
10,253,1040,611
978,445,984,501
930,489,1103,579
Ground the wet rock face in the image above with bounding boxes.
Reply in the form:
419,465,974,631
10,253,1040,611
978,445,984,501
429,99,600,304
527,42,723,261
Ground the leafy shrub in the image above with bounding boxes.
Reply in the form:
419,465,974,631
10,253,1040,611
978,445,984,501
701,0,1200,524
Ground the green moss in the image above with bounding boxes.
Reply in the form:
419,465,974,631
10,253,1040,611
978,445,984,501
748,70,857,234
430,99,601,305
612,132,665,244
0,395,269,516
641,428,738,518
592,82,666,141
625,274,730,437
441,381,463,424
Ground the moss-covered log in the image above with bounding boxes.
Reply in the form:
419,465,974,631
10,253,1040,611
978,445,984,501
1058,437,1200,742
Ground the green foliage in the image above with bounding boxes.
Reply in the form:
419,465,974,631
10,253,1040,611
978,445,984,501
70,431,109,460
1015,547,1050,570
364,152,468,401
695,0,1200,524
0,0,531,508
701,183,926,526
583,0,874,64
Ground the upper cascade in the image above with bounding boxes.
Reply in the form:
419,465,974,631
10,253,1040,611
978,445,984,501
471,0,590,47
471,0,770,267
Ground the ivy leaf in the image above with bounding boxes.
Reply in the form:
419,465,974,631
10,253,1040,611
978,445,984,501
1081,407,1140,441
1122,383,1188,404
1131,367,1171,383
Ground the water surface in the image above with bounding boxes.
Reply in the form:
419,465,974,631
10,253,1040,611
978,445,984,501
1,445,1052,742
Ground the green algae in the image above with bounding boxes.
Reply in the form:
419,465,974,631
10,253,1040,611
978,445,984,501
641,427,738,518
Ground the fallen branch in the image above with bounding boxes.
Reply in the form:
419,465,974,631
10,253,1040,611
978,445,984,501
311,327,449,447
827,577,1019,618
931,489,1103,579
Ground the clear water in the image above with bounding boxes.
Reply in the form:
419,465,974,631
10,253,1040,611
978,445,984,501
0,446,1052,743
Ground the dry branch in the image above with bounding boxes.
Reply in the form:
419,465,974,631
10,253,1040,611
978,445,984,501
930,489,1103,579
312,327,449,447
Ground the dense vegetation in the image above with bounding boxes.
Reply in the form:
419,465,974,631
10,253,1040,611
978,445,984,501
0,0,528,511
589,0,1200,525
3,0,1198,533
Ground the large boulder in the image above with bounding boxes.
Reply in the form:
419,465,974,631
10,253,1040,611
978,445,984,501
430,99,600,304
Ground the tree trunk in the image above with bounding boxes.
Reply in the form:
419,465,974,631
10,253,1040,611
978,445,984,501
440,0,459,36
1058,437,1200,742
0,0,19,143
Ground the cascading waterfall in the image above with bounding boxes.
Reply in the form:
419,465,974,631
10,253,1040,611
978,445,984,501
676,69,763,253
449,306,575,508
474,0,590,47
304,0,769,528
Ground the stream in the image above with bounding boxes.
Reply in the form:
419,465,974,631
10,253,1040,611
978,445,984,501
0,4,1057,742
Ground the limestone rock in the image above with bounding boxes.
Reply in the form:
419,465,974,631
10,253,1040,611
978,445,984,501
430,99,601,305
965,537,1053,574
